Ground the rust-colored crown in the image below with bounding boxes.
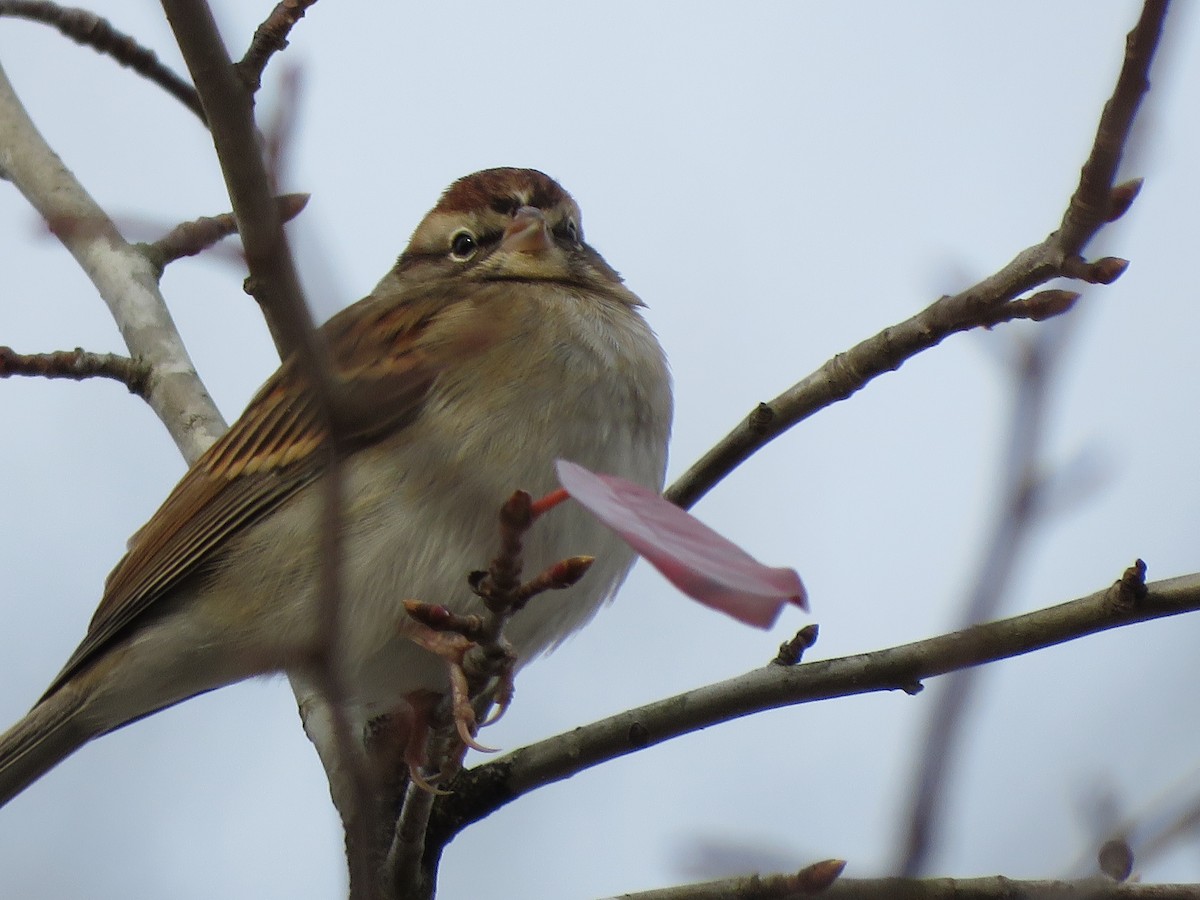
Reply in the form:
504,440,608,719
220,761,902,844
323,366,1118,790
433,168,573,215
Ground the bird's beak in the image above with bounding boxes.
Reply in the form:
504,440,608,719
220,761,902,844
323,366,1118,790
500,206,554,255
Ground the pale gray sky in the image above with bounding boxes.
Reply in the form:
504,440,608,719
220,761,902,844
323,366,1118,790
2,3,1199,898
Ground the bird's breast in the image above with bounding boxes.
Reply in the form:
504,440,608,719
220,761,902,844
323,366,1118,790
326,288,670,705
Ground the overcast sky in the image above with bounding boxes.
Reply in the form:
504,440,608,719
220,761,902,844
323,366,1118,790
2,2,1200,898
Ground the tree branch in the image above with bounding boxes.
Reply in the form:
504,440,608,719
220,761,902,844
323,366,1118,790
141,192,309,270
665,0,1167,512
0,345,150,395
0,1,205,123
1056,0,1166,253
158,4,375,895
599,859,846,900
0,58,225,462
237,0,321,93
606,873,1200,900
431,563,1199,846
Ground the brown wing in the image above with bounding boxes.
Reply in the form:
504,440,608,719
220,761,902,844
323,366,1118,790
42,291,455,699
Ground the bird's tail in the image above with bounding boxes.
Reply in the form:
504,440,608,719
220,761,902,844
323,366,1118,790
0,683,91,808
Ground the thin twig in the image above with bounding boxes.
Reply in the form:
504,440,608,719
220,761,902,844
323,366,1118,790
385,492,592,897
665,0,1167,512
429,562,1190,849
142,193,310,270
974,288,1080,327
605,874,1200,900
1056,1,1167,253
0,1,205,123
0,346,150,395
237,0,321,92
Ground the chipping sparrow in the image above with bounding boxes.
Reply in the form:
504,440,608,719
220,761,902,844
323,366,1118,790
0,167,672,804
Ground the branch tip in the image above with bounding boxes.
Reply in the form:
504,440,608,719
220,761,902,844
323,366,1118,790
1113,558,1149,607
1098,838,1135,882
1107,177,1144,221
979,289,1082,329
237,0,321,92
499,489,534,532
517,556,594,598
403,600,484,639
147,193,311,269
279,191,311,218
1090,256,1130,284
749,401,776,435
795,857,847,892
774,624,819,666
1022,289,1081,321
1061,255,1129,285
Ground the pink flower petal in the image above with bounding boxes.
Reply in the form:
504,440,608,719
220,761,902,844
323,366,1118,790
555,460,807,628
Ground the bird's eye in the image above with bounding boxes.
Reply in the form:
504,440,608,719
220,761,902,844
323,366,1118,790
449,230,478,260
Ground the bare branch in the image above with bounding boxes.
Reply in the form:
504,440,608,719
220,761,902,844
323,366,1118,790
665,0,1168,511
0,345,149,395
606,873,1200,900
0,58,225,462
389,769,439,900
158,4,377,894
0,1,204,123
601,859,847,900
432,562,1190,844
385,491,590,897
236,0,321,93
142,192,310,270
159,1,323,371
1056,1,1167,253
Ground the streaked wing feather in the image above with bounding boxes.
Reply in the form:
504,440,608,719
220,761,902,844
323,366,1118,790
42,292,452,699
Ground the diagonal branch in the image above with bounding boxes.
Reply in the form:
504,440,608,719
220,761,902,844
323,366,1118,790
0,58,225,462
665,0,1168,512
237,0,321,93
430,563,1200,846
157,4,376,896
0,1,205,123
158,0,323,372
1057,0,1167,254
141,192,310,270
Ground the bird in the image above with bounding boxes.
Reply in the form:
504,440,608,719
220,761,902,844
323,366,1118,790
0,167,673,806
